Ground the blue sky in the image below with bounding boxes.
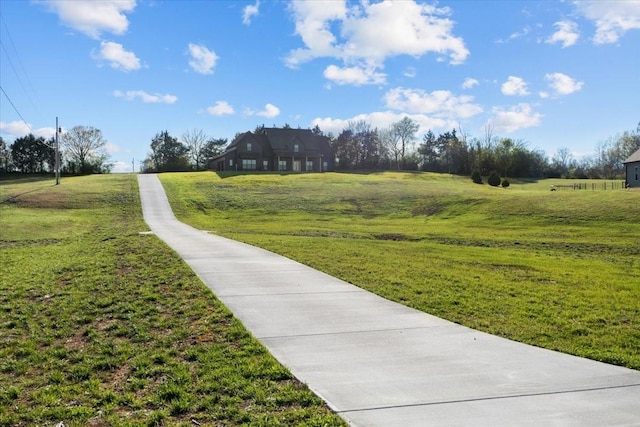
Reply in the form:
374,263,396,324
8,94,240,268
1,0,639,172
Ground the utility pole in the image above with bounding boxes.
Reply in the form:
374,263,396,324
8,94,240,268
55,117,60,185
132,158,135,173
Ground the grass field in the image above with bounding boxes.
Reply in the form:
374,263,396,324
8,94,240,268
158,171,640,370
0,175,346,426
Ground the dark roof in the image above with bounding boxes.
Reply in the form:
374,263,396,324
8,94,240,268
623,148,640,164
263,128,330,154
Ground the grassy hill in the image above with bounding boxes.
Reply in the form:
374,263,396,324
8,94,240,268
159,171,640,370
0,175,346,426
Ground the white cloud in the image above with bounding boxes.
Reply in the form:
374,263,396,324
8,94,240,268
256,103,280,118
501,76,530,96
311,111,449,137
94,41,141,71
286,0,468,85
575,0,640,44
486,103,542,133
207,101,235,116
0,121,55,139
243,1,260,25
496,26,531,44
323,64,386,86
462,77,479,89
187,43,218,74
545,72,584,95
403,67,417,78
110,161,134,173
546,20,580,47
40,0,136,39
114,90,177,104
384,87,482,119
105,142,121,153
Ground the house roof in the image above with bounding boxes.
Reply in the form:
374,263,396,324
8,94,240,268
623,148,640,164
263,128,330,153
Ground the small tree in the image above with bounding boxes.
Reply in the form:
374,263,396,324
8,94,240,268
146,131,190,172
501,178,510,188
488,170,501,187
182,128,209,170
471,170,483,184
201,138,227,167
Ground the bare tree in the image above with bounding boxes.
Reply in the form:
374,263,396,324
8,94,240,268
182,128,209,170
552,147,573,177
380,128,401,169
391,117,419,169
61,126,109,174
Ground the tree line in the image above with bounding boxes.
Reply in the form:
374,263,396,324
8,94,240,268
0,125,112,175
4,120,638,179
327,118,640,180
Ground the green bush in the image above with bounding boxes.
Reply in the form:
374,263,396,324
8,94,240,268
488,171,501,187
501,179,510,188
471,170,483,184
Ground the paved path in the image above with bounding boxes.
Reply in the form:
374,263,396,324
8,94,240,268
138,174,640,426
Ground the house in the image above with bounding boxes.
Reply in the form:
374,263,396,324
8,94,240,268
210,127,333,172
623,148,640,188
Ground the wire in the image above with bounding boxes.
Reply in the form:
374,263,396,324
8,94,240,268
0,15,42,119
0,85,35,134
0,85,55,148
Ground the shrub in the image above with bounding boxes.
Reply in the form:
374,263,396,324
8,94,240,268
488,171,501,187
501,179,510,188
471,170,483,184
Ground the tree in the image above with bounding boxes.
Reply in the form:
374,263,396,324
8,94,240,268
201,138,228,164
311,124,323,135
10,134,54,173
0,137,11,173
551,147,573,178
182,128,209,170
417,130,439,171
61,126,110,174
380,128,401,170
145,131,190,172
390,117,419,169
488,171,501,187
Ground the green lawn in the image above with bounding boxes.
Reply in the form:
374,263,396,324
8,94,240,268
0,175,346,426
159,171,640,370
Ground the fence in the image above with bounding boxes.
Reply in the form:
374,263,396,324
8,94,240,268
549,181,626,191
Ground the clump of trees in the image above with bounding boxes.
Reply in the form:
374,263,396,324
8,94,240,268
0,125,112,175
141,129,227,173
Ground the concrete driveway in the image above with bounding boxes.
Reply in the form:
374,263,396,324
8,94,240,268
138,174,640,426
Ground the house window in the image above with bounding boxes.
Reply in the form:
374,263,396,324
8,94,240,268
294,144,299,153
306,160,313,171
247,142,252,152
635,166,638,181
323,161,328,171
279,160,287,171
229,159,233,167
263,160,269,170
242,159,256,170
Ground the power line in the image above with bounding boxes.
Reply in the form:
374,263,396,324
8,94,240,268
0,15,43,121
0,85,55,149
0,85,35,135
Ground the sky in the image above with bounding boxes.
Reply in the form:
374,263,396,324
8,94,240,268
1,0,639,173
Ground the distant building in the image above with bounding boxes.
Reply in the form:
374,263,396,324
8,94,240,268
623,148,640,188
210,128,333,172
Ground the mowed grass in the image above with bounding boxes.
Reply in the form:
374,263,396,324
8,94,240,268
0,175,346,426
159,171,640,370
